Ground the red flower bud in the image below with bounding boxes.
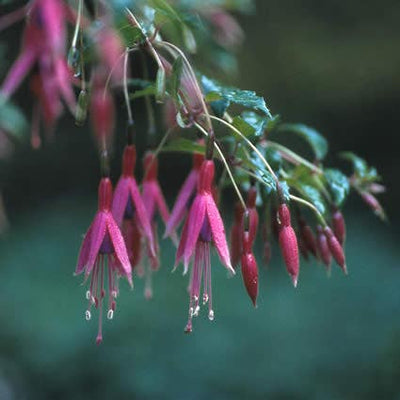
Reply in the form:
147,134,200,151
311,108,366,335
90,74,115,145
316,225,331,270
299,217,318,258
241,231,258,307
332,209,346,245
278,205,299,287
360,191,385,219
298,235,309,261
324,226,347,274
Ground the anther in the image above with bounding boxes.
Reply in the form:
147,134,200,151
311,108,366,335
203,294,209,305
107,309,114,320
208,310,215,321
86,290,91,300
85,310,91,321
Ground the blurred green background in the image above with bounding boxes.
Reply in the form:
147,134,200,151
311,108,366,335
1,0,400,398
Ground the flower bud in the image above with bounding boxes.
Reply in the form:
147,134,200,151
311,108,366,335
198,160,215,194
241,231,258,307
324,226,347,274
278,205,299,287
316,225,331,269
360,191,385,220
299,217,318,258
332,209,346,245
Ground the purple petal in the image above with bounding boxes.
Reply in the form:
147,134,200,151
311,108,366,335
112,177,130,226
165,169,197,238
40,0,66,54
206,195,234,274
154,182,170,225
130,180,156,259
183,195,206,268
106,213,133,286
86,211,107,275
75,223,93,275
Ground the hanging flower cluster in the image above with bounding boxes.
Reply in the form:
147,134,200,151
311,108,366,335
0,0,386,343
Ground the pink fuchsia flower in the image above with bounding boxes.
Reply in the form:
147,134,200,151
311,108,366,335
112,145,156,263
143,152,176,262
165,152,205,239
277,203,300,287
1,0,74,112
75,178,132,345
177,159,234,332
175,159,234,274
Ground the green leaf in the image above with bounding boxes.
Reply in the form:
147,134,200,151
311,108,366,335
324,169,350,208
162,138,205,154
200,75,272,118
340,152,379,182
276,123,328,160
240,111,268,139
232,116,256,139
0,96,28,141
295,183,327,215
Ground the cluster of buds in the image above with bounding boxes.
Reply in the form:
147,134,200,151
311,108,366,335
0,0,386,344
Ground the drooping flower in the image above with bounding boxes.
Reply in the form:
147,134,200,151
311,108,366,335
112,145,156,266
75,177,132,345
332,209,346,245
142,151,175,267
277,203,300,287
1,0,74,112
175,159,234,332
165,152,204,239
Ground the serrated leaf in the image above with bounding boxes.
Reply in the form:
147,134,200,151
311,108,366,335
240,111,268,139
277,123,328,160
324,169,350,208
200,75,272,118
162,138,205,154
340,151,379,182
232,116,256,138
0,96,27,141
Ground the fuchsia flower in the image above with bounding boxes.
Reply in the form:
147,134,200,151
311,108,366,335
165,152,205,238
143,152,175,266
277,203,300,287
1,0,74,112
175,159,234,332
75,178,132,345
112,145,156,264
241,230,259,307
324,226,347,274
298,215,318,258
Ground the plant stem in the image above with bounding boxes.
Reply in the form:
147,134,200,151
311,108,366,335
289,195,327,226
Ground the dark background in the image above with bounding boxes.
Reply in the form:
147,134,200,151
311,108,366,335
0,0,399,398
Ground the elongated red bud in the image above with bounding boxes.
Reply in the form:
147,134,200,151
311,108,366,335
324,226,347,274
360,191,385,219
241,231,258,306
90,75,115,145
332,209,346,245
316,225,331,270
278,205,299,287
299,217,318,258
